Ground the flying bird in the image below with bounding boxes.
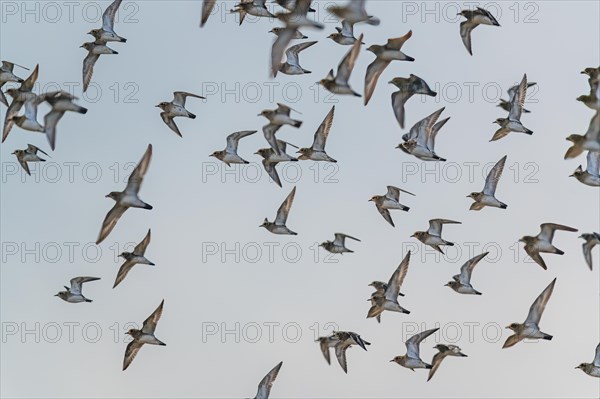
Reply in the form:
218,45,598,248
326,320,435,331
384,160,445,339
88,0,127,42
491,74,534,141
39,90,88,150
458,7,500,55
369,185,415,227
364,31,415,105
328,20,362,46
519,223,578,270
2,64,39,143
123,299,166,370
412,219,461,254
97,144,153,245
325,331,371,373
81,40,118,93
253,361,283,399
274,0,315,13
397,107,450,161
113,229,155,288
0,60,28,106
366,251,411,319
570,151,600,186
156,91,205,137
230,0,274,26
389,74,437,129
210,130,257,165
319,34,363,96
564,111,600,159
390,328,439,371
320,233,360,254
327,0,380,25
427,344,468,382
498,82,537,113
467,155,508,210
269,27,307,39
297,105,337,162
54,277,100,303
259,103,302,128
8,96,44,133
12,144,48,176
200,0,216,27
277,41,317,75
503,278,556,349
445,252,489,295
260,186,297,235
255,140,299,187
576,343,600,378
579,232,600,270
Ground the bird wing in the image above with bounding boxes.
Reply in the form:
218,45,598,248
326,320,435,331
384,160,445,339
123,340,144,371
226,130,256,153
524,244,547,270
20,64,39,92
319,339,332,364
262,159,282,188
3,97,24,143
333,233,360,246
391,89,413,129
96,203,127,244
414,107,445,148
386,30,413,50
385,251,410,300
459,21,477,55
458,252,488,285
16,153,30,175
586,151,600,175
508,74,528,121
255,361,283,399
490,127,511,142
483,155,507,195
525,278,556,325
311,105,335,151
102,0,122,31
82,53,100,93
376,205,394,227
275,186,296,225
334,342,349,373
271,28,296,77
172,91,205,107
427,218,460,236
584,111,599,141
594,343,600,367
406,328,438,359
142,299,164,334
113,260,135,288
160,112,181,137
125,144,153,195
70,276,100,295
364,57,390,105
285,41,317,67
340,19,354,36
427,351,447,382
336,34,363,83
27,144,48,157
200,0,217,26
538,223,578,243
427,117,450,151
263,124,283,154
44,110,65,150
134,229,151,255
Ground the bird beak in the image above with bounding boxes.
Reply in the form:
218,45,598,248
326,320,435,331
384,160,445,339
104,194,110,198
368,198,372,202
389,359,395,362
155,104,160,107
410,234,416,237
580,70,586,74
505,326,511,329
53,294,59,296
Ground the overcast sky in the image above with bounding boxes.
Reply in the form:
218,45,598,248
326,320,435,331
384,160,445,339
1,1,599,398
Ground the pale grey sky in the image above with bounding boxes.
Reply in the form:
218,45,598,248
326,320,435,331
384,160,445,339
1,1,599,398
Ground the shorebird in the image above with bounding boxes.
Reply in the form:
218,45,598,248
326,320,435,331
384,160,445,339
210,130,257,166
564,111,600,159
445,252,489,295
519,223,578,270
81,40,118,92
320,233,360,254
259,103,302,129
269,27,307,39
503,278,556,349
467,155,508,210
230,0,274,26
328,331,371,373
319,34,363,96
12,144,48,176
39,91,88,150
458,7,500,55
491,74,533,141
367,251,411,320
427,344,468,382
389,74,437,129
97,144,153,245
88,0,127,43
253,361,283,399
498,82,537,113
397,107,449,161
274,0,314,13
327,0,380,25
113,229,155,288
0,60,28,106
157,91,205,137
277,41,317,75
55,277,100,303
297,105,337,162
255,140,298,187
364,31,415,105
123,300,166,370
328,20,362,45
200,0,216,27
369,186,415,227
412,219,461,254
576,343,600,378
570,151,600,186
8,96,44,133
391,328,439,371
2,64,39,143
580,232,600,270
260,186,297,235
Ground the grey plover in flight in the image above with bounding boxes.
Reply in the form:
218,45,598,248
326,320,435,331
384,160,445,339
503,278,556,349
230,0,274,26
412,219,461,254
55,277,100,303
319,34,363,96
498,82,537,113
328,20,362,46
274,0,315,13
259,103,302,128
113,229,155,288
97,144,153,245
39,91,88,150
519,223,578,270
253,361,283,399
564,111,599,159
364,31,415,106
570,151,600,187
458,7,500,55
397,107,449,161
491,74,533,141
8,96,44,133
0,60,28,106
576,343,600,378
12,144,48,176
467,155,508,210
157,91,205,137
320,233,360,254
260,186,297,235
210,130,257,166
2,64,39,143
391,328,439,371
327,0,380,25
123,300,166,370
277,41,317,75
369,185,415,227
270,27,307,39
367,251,411,320
200,0,216,27
255,140,298,187
389,74,437,129
316,335,338,365
81,40,118,93
427,344,468,382
328,331,370,373
445,252,489,295
579,232,600,270
297,105,337,162
88,0,127,43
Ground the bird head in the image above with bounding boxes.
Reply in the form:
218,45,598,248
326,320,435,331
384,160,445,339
466,192,478,199
570,166,584,177
259,218,269,228
105,191,120,201
506,323,519,332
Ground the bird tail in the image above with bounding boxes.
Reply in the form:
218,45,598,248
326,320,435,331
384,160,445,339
542,334,553,341
425,363,433,369
525,128,533,135
292,120,302,128
85,298,92,303
500,203,508,209
143,203,153,210
188,112,197,119
402,205,410,212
